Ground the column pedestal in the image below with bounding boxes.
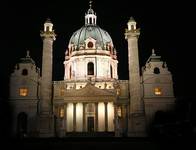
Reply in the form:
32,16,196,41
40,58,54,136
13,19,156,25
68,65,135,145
39,113,54,137
128,112,147,137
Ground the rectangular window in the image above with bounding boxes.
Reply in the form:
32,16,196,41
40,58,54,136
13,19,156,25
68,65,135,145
19,88,28,96
117,106,122,117
154,88,162,95
60,88,65,96
60,107,64,118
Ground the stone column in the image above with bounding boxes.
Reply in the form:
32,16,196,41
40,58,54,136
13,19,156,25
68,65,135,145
83,103,86,132
73,103,76,132
125,17,146,137
40,19,56,114
114,105,120,137
104,102,108,132
95,102,98,132
39,19,56,137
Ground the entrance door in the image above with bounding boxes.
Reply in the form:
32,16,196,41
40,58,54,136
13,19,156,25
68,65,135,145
17,112,28,137
87,116,94,132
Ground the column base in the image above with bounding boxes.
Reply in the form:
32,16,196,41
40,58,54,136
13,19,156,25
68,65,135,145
127,131,147,137
127,112,147,137
56,118,66,137
38,113,55,137
115,129,122,137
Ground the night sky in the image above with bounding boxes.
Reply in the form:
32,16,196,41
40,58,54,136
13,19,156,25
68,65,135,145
0,0,195,99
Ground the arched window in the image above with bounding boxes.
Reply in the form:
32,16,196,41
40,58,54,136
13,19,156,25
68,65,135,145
89,18,92,24
46,26,50,32
87,62,94,75
154,67,160,74
22,69,28,76
131,25,134,30
110,65,113,78
17,112,28,137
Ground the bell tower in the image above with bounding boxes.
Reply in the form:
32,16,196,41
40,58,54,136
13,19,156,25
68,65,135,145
125,17,146,137
39,18,56,137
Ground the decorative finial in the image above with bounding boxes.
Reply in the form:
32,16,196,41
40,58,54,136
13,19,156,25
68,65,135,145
89,0,92,9
15,64,18,69
26,50,30,58
129,16,135,22
152,48,156,56
163,62,167,68
45,18,51,23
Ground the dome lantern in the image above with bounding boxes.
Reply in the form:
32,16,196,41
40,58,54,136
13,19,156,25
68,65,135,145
85,1,97,26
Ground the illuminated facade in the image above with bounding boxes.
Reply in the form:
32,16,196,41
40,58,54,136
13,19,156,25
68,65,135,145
9,3,175,137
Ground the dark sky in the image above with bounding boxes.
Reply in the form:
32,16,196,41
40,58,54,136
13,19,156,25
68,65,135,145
0,0,195,99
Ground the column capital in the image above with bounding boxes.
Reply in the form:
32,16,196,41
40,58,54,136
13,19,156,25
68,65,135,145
83,102,87,105
104,102,108,105
95,102,98,105
40,31,56,41
124,29,140,40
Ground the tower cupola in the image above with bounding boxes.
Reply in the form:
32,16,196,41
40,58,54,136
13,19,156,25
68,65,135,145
127,17,136,31
44,18,53,32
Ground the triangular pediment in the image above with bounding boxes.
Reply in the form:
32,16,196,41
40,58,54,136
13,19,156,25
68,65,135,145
64,82,115,97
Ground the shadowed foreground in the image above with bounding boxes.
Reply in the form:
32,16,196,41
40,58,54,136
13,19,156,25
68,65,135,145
2,137,195,150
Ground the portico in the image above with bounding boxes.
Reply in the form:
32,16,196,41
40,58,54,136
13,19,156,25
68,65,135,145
54,82,117,135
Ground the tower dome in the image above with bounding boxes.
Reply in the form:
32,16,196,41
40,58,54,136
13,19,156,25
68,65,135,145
69,25,114,50
64,2,118,81
67,1,115,54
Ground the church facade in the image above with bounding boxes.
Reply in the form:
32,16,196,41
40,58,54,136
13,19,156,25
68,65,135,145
9,4,175,137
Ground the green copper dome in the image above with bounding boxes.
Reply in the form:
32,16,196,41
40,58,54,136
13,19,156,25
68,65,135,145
69,25,113,50
68,5,114,51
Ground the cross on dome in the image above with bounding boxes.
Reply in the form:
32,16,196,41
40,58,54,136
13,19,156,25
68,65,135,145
89,0,92,9
26,50,30,58
152,48,156,56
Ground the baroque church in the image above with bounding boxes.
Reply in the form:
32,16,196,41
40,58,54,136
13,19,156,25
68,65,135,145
9,3,175,137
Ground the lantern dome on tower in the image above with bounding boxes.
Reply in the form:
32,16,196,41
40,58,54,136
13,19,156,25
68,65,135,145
20,50,35,64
